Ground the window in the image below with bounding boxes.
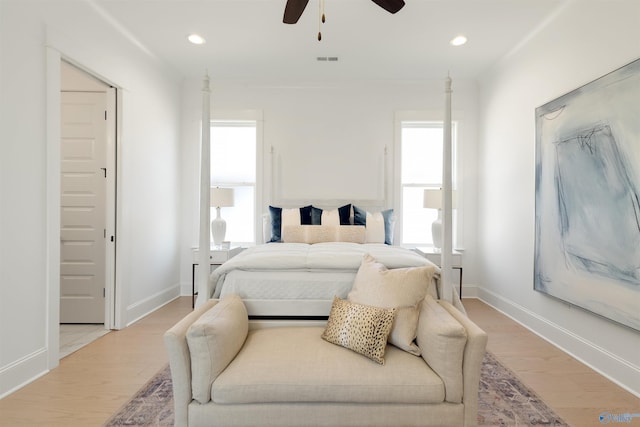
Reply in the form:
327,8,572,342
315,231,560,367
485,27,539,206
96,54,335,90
398,120,458,246
211,120,258,245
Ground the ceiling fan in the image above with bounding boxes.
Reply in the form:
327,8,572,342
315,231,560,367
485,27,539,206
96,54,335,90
283,0,405,24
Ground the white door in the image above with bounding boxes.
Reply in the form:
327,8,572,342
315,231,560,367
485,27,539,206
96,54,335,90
60,92,107,323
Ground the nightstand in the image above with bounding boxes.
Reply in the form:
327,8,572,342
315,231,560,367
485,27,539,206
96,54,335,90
414,247,463,297
191,246,243,308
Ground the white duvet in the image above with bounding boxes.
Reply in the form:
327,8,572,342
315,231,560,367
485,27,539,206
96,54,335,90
209,242,439,299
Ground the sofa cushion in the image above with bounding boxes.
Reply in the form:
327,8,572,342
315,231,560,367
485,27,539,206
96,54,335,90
186,294,248,404
348,254,438,356
321,297,396,364
212,326,445,405
416,295,467,403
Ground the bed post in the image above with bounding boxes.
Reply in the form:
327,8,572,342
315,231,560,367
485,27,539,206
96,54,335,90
441,75,453,302
196,72,211,307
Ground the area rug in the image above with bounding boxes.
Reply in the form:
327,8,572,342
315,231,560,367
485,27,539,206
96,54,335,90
104,351,568,426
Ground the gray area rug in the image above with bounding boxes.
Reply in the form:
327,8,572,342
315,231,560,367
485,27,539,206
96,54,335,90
104,351,568,426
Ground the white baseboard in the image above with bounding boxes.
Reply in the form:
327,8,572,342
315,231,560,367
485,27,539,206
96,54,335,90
125,284,181,327
0,348,49,399
460,283,479,299
180,281,193,297
476,287,640,398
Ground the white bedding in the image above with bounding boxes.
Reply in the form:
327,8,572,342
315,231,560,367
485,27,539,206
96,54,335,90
209,243,447,317
217,270,357,300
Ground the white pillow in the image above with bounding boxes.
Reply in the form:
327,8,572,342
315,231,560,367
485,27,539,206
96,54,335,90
321,209,340,226
348,254,438,356
364,211,386,243
281,208,301,227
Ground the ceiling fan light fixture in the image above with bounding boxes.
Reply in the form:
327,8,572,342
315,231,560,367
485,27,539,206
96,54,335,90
188,34,206,45
450,35,467,46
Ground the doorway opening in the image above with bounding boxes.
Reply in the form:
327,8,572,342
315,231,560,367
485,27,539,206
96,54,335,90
59,60,117,356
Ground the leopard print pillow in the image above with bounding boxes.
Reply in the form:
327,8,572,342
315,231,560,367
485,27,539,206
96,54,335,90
321,296,396,364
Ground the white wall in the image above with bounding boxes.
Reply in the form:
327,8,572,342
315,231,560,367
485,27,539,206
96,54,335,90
179,78,479,295
0,1,182,397
477,1,640,395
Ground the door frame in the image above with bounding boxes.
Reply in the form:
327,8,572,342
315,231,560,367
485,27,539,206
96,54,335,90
46,48,122,369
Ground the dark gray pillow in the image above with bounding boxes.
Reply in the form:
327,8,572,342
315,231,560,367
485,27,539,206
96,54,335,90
300,205,312,225
353,205,366,226
268,205,282,242
311,206,323,225
338,204,352,225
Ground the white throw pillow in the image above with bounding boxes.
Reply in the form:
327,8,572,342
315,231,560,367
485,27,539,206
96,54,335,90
348,254,438,355
321,209,340,226
281,208,301,227
364,211,386,243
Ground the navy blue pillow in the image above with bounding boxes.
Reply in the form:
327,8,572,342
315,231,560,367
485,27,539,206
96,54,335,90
300,205,312,225
382,209,394,245
353,205,366,226
311,206,323,225
338,204,352,225
268,205,282,242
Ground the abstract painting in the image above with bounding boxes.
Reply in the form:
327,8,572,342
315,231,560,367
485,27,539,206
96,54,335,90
535,58,640,331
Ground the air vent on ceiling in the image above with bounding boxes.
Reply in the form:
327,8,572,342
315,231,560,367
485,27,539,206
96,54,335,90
317,56,339,62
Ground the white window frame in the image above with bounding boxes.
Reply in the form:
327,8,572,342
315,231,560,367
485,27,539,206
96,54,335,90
393,110,462,248
210,110,264,246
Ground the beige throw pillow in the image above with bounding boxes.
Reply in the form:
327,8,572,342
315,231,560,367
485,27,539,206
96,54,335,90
347,254,438,356
321,297,396,364
186,294,248,404
416,295,467,403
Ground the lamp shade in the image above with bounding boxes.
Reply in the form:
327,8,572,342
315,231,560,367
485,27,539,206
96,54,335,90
210,187,234,208
423,188,457,209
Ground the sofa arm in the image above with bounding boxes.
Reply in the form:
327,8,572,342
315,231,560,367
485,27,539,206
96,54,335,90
440,300,488,427
164,299,218,427
416,295,468,404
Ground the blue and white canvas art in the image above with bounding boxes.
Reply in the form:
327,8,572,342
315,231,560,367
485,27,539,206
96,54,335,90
535,58,640,331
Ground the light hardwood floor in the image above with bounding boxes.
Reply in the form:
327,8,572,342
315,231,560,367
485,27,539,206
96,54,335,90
0,297,637,426
464,299,639,427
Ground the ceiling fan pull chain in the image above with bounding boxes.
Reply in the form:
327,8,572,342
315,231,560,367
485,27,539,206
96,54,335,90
317,0,324,41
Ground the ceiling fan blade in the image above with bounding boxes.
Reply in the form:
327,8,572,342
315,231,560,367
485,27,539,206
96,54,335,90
283,0,310,24
370,0,405,14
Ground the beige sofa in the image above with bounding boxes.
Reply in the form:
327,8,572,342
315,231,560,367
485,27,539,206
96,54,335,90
164,295,487,427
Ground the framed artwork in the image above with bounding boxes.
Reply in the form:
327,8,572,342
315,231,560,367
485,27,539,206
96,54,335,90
534,58,640,331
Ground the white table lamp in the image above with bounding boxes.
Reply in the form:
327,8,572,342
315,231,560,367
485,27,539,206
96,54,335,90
210,187,234,246
423,189,456,250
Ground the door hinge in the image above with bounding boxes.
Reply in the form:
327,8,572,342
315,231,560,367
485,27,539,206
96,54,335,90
105,110,107,120
104,229,106,238
103,288,106,297
101,167,107,178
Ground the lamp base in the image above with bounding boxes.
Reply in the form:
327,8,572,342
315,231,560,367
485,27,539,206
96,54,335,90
211,208,226,246
432,215,442,250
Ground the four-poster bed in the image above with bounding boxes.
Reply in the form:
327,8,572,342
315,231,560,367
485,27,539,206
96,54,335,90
195,73,457,319
164,74,486,427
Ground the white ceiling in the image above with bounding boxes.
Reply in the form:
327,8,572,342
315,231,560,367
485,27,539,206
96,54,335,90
92,0,566,82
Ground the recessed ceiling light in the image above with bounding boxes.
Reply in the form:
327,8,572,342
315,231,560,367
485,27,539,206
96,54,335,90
188,34,206,45
450,35,467,46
